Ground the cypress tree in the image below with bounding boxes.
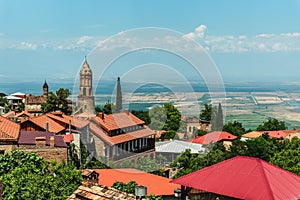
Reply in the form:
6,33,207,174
116,77,122,113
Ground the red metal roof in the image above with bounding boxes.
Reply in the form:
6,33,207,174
172,156,300,200
94,168,180,196
191,131,237,145
262,130,287,139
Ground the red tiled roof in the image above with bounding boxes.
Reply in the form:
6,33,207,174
89,122,155,146
27,115,65,133
46,113,89,129
15,111,34,118
94,168,180,196
18,130,67,147
172,156,300,200
0,115,20,141
191,131,237,145
60,134,74,143
94,112,145,132
2,111,16,118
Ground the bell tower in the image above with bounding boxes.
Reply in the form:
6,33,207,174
77,57,95,114
43,80,48,97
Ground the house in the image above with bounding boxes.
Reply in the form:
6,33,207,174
14,111,34,123
283,129,300,140
199,119,211,132
191,131,237,149
67,183,136,200
172,156,300,200
241,130,287,141
20,114,65,134
0,115,20,154
94,168,180,197
24,81,49,116
16,130,68,163
89,110,156,162
81,169,99,183
181,115,200,135
5,95,23,111
156,140,205,163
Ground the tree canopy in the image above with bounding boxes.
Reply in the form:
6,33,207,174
0,150,82,200
41,88,71,115
256,118,287,131
223,121,246,137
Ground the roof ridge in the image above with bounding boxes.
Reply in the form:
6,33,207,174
257,159,275,200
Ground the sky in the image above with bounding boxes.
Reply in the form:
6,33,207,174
0,0,300,84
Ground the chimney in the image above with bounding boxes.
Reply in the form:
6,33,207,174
50,136,55,148
35,136,46,146
98,112,105,121
45,121,49,132
124,109,129,115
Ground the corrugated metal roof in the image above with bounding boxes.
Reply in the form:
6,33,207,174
172,156,300,200
18,130,67,147
156,140,205,154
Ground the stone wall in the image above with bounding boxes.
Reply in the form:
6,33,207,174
14,145,68,163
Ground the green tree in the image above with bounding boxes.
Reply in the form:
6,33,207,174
199,104,213,121
116,77,122,113
96,102,115,115
0,150,81,200
131,110,151,125
41,88,71,115
162,104,181,131
256,118,287,131
148,106,167,131
270,137,300,175
0,97,7,107
223,121,245,137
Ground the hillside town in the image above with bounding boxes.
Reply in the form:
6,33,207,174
0,58,300,199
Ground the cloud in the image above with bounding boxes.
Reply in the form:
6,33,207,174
256,33,275,38
13,42,37,50
183,24,207,40
77,36,92,45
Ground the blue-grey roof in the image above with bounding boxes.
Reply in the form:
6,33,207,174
155,140,205,154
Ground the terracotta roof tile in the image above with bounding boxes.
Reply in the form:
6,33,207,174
27,115,65,133
90,122,155,146
0,115,20,141
46,113,89,129
192,131,237,145
67,184,136,200
94,112,144,132
60,134,74,143
94,168,180,196
15,111,34,118
2,111,16,118
242,131,263,138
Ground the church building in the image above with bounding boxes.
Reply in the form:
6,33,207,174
24,81,49,116
77,58,95,115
